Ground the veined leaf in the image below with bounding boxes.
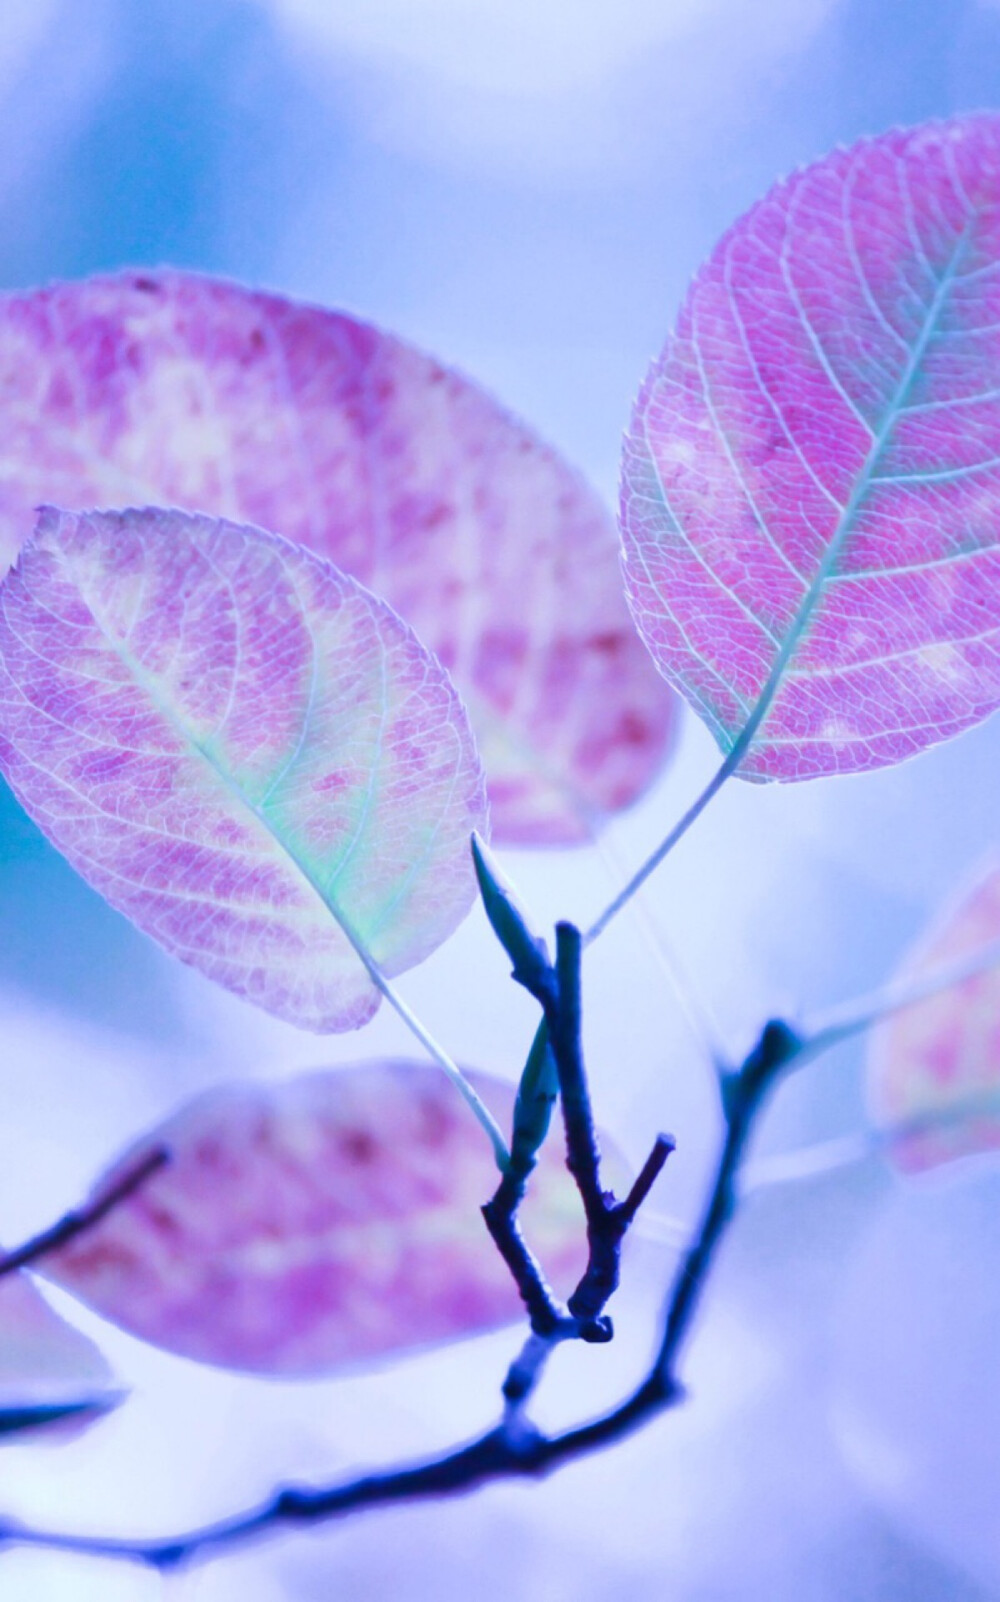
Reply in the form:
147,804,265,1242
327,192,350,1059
0,1271,119,1439
0,507,487,1032
869,862,1000,1173
41,1063,597,1376
622,116,1000,781
0,271,677,841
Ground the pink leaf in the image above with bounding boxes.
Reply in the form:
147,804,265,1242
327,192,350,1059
0,1272,119,1439
0,272,677,842
41,1062,603,1375
622,116,1000,781
0,507,487,1032
868,862,1000,1173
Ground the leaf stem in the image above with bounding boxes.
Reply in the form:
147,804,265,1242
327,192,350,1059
794,936,1000,1067
372,970,510,1171
584,746,738,945
0,1146,170,1280
744,1089,1000,1192
588,826,727,1073
333,870,508,1168
594,219,978,948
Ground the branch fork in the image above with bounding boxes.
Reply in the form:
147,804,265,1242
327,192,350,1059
472,833,676,1411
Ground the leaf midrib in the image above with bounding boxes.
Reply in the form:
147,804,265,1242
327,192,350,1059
727,214,977,766
56,539,387,991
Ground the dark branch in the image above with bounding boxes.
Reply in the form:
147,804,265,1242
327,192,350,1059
651,1020,797,1381
519,923,669,1339
481,1167,568,1339
484,917,673,1414
549,924,605,1221
0,1022,792,1572
617,1134,676,1228
500,1330,560,1408
0,1146,170,1280
481,1021,573,1344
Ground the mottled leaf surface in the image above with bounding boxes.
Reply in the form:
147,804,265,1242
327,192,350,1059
43,1063,595,1375
869,863,1000,1172
0,1271,118,1438
0,272,676,841
622,116,1000,781
0,508,486,1031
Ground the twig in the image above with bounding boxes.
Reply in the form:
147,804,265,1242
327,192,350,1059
6,882,989,1567
619,1135,678,1226
482,923,672,1415
652,1021,799,1378
509,921,672,1342
0,1146,170,1280
470,841,673,1393
500,1330,560,1410
0,1020,785,1572
481,1162,568,1340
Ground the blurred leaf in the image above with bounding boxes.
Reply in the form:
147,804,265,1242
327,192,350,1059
0,1271,120,1441
621,115,1000,782
0,507,486,1032
42,1062,595,1375
869,860,1000,1173
0,271,677,842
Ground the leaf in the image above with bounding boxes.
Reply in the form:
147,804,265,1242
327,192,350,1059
868,861,1000,1173
510,1021,560,1168
0,1271,120,1439
0,507,487,1032
40,1062,599,1376
0,271,677,842
471,831,549,985
621,116,1000,782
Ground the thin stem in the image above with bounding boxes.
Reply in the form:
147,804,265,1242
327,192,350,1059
374,972,510,1171
629,1210,689,1249
584,748,737,945
796,936,1000,1067
586,504,876,950
324,895,511,1171
663,937,1000,1203
744,1089,1000,1193
589,827,727,1072
742,1130,876,1191
0,1146,170,1279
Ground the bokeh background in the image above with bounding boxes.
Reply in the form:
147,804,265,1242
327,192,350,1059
0,1,999,1597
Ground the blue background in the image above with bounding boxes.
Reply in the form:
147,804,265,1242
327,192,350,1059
0,2,998,1597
